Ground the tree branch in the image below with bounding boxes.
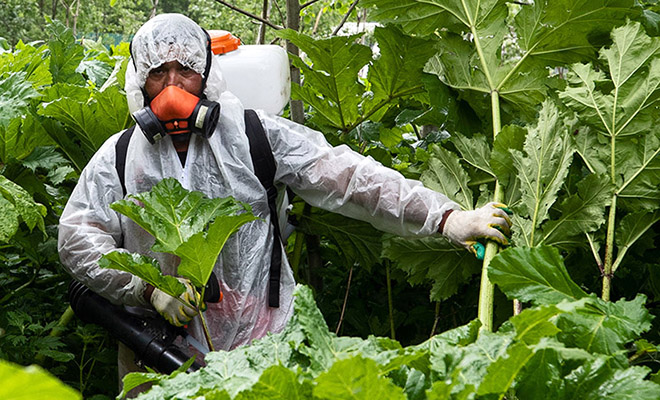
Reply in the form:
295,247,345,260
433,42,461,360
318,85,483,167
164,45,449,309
301,0,322,9
332,0,360,36
212,0,284,30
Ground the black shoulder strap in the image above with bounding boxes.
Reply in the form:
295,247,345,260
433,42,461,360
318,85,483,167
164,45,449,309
115,126,135,197
244,109,282,308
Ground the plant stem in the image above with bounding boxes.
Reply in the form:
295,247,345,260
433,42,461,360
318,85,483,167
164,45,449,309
199,312,215,352
601,194,617,301
290,230,305,280
430,302,440,337
335,265,353,335
385,261,395,340
196,288,215,352
478,90,504,332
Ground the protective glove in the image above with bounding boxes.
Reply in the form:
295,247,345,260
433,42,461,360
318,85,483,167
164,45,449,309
148,277,203,327
439,202,513,258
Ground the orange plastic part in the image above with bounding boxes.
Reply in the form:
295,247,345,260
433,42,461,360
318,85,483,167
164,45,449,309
208,30,241,55
150,85,199,134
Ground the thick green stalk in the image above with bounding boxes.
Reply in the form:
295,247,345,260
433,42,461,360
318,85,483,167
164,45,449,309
601,194,617,301
478,91,504,332
601,130,618,301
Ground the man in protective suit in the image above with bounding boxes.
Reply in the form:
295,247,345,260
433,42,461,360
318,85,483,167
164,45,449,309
58,13,512,393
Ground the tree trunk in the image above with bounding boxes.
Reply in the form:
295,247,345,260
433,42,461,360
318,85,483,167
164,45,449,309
71,0,80,36
257,0,269,44
150,0,159,19
51,0,57,19
285,0,304,124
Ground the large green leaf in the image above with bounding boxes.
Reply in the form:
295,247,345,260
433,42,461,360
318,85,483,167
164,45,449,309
489,246,588,304
39,83,130,157
451,133,494,177
420,144,473,210
235,365,313,400
110,178,248,253
557,294,653,355
0,360,81,400
490,247,653,355
560,357,660,399
298,210,383,270
364,26,437,112
277,29,371,132
46,19,84,85
509,101,574,247
0,71,41,128
104,178,256,289
382,236,480,301
612,211,660,273
0,175,46,242
98,251,186,298
541,174,613,247
560,21,660,209
177,212,259,288
0,41,52,88
313,357,406,400
366,0,635,117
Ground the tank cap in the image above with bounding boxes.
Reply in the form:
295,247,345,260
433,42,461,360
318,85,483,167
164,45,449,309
208,30,241,55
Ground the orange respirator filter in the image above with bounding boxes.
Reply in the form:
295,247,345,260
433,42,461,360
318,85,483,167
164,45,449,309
150,86,200,134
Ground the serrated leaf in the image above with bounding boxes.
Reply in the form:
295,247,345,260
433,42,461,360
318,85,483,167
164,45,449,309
313,357,406,400
0,72,41,128
21,146,69,172
367,0,635,117
451,133,494,177
421,144,473,210
491,124,526,205
477,342,535,396
177,212,258,287
560,21,660,205
489,246,588,304
0,360,81,400
557,294,653,355
0,175,46,237
298,210,382,269
235,365,312,400
383,236,480,301
612,211,660,273
509,306,561,345
0,41,52,88
561,357,660,399
111,178,248,254
278,29,371,132
542,173,612,246
510,101,574,246
98,251,185,298
39,83,130,156
0,196,19,243
76,58,113,86
47,20,84,85
366,26,436,108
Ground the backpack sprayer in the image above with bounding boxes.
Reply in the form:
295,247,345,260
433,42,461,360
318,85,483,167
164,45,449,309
68,31,291,374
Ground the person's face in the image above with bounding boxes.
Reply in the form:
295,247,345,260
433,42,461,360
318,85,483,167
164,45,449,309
144,61,203,100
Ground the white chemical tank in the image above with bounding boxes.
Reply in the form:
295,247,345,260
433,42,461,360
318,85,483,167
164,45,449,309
209,30,291,115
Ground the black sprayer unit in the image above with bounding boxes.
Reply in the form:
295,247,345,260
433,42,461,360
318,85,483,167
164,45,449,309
68,275,221,374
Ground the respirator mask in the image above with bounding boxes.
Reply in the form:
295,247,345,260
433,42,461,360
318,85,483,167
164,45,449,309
132,85,221,144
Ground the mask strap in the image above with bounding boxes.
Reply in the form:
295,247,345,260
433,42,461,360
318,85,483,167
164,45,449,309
200,28,213,100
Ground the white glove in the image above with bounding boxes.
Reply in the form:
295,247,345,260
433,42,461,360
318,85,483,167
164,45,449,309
149,277,202,327
440,202,513,256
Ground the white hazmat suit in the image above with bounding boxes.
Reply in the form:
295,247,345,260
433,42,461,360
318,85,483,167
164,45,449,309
58,14,460,377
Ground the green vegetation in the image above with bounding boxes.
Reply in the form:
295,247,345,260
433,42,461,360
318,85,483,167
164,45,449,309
1,1,660,398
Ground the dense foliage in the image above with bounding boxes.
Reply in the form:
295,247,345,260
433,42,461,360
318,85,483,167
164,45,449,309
1,1,660,398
